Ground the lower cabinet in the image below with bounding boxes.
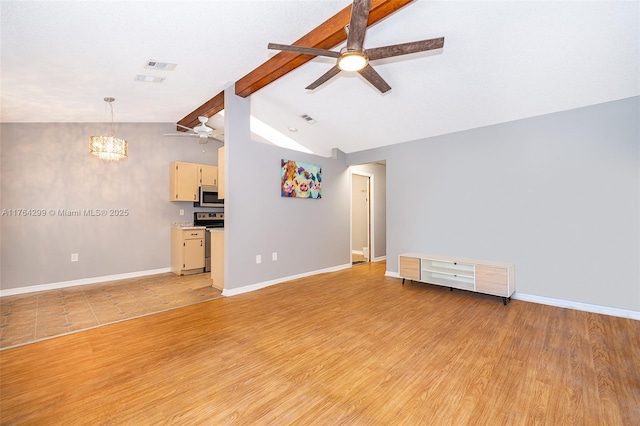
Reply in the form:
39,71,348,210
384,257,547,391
210,229,224,290
399,253,515,304
171,228,205,275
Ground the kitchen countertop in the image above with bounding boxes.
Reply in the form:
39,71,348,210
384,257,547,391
172,225,207,230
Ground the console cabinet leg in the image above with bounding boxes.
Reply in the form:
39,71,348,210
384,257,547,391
502,297,507,306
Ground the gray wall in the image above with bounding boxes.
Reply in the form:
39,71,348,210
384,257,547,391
348,97,639,312
349,163,387,260
0,122,222,290
223,85,350,291
3,97,637,314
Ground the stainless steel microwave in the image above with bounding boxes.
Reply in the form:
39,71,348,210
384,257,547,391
196,185,224,207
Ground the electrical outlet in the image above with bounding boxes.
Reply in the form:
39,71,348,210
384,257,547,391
272,252,278,261
71,253,78,262
179,209,184,216
256,255,261,264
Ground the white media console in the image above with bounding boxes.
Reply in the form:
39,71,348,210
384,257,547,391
399,253,515,305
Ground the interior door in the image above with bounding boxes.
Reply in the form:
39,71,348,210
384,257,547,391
351,173,370,264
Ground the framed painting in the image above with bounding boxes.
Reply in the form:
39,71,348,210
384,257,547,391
281,159,322,199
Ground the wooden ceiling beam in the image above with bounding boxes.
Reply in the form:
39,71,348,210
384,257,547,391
178,0,414,130
176,91,224,132
234,0,414,98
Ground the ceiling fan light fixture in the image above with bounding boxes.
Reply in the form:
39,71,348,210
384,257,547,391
337,51,368,72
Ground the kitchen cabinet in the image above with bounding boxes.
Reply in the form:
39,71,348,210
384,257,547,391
217,147,225,199
210,229,224,290
170,161,220,202
199,164,218,187
169,161,199,202
171,227,205,275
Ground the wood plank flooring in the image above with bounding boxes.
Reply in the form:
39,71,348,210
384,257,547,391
1,261,638,425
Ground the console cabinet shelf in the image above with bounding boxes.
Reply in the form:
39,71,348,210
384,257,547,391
399,253,515,305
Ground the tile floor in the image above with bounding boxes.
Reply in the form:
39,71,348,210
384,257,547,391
0,272,222,350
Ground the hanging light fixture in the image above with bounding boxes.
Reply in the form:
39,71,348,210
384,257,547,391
89,97,128,161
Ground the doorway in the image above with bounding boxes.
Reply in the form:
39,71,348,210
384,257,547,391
351,172,372,265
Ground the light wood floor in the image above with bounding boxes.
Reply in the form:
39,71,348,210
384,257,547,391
1,261,638,425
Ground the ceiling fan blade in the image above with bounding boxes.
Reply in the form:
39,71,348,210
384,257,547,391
176,123,194,132
164,132,223,141
346,0,371,51
358,64,391,93
268,43,340,58
306,65,342,90
367,37,445,61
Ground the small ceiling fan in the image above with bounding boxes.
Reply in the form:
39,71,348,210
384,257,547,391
164,116,224,144
268,0,444,93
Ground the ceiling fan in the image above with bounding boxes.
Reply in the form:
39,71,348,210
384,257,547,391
164,116,224,144
268,0,444,93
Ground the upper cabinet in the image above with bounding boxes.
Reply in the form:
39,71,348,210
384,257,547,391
170,161,218,202
199,164,218,188
170,161,199,202
217,147,225,200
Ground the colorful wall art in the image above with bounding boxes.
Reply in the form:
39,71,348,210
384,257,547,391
281,159,322,199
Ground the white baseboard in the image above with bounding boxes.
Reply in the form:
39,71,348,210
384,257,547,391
7,266,636,321
0,268,172,297
511,293,639,320
384,270,638,320
222,263,352,297
372,256,386,262
352,250,364,255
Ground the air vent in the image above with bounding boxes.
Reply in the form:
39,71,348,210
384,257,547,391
134,75,165,83
145,60,177,71
300,114,317,124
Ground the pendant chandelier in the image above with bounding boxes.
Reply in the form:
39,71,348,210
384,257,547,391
89,97,128,161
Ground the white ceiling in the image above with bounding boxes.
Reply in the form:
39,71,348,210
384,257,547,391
1,1,638,156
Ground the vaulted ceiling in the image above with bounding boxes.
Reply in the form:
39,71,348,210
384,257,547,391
1,1,638,156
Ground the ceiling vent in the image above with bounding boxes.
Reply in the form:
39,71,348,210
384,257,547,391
134,75,165,83
300,114,317,124
145,60,177,71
